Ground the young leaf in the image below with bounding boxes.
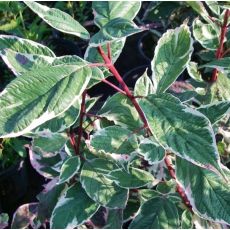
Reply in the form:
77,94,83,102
108,167,155,188
138,93,222,174
138,138,165,164
50,183,99,228
129,196,180,228
59,156,81,184
193,18,219,50
0,34,55,57
197,101,230,124
176,158,230,225
90,18,143,46
98,93,143,131
187,61,203,82
0,64,91,138
24,1,89,39
93,1,141,28
134,71,155,96
151,24,193,93
80,159,128,208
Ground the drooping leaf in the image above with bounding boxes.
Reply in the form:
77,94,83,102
98,93,143,131
59,156,81,184
138,93,222,174
11,203,38,229
80,159,128,208
37,179,67,222
50,183,99,228
187,61,203,82
197,101,230,124
193,18,219,50
176,158,230,225
107,167,155,188
93,1,141,28
0,34,55,57
0,64,91,138
90,18,143,46
138,138,165,164
151,24,193,93
134,71,155,96
104,209,123,229
129,196,180,229
200,57,230,71
24,1,89,39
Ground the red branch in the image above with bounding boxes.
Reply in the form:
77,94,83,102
97,45,193,211
211,9,230,82
75,90,87,157
101,78,126,95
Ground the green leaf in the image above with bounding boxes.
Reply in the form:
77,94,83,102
0,213,9,229
37,180,67,222
134,71,155,96
89,126,137,155
139,189,160,204
181,210,193,229
90,18,143,46
0,64,91,138
50,183,99,228
138,138,165,164
200,57,230,71
108,167,155,188
0,35,55,57
129,196,180,229
32,133,68,152
187,61,203,82
205,1,220,15
59,156,81,184
24,1,89,39
98,93,143,131
193,18,219,50
186,2,210,22
138,93,222,174
104,209,123,229
197,101,230,124
93,1,141,28
152,24,193,93
80,159,128,208
176,158,230,225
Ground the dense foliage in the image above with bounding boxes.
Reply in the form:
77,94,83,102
0,1,230,229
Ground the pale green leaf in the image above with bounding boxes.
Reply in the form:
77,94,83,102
0,64,91,138
93,1,141,28
50,183,99,228
108,167,155,188
0,34,55,57
187,61,203,82
193,18,219,50
24,1,89,39
138,93,222,174
138,138,165,164
176,158,230,225
152,24,193,93
59,156,81,184
98,93,143,131
181,210,193,229
90,18,143,46
197,101,230,124
205,1,220,15
129,196,180,229
89,126,137,155
80,159,128,208
134,71,155,96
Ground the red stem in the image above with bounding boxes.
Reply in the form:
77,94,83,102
211,9,230,82
107,42,112,61
101,78,126,95
97,45,193,211
76,90,87,156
